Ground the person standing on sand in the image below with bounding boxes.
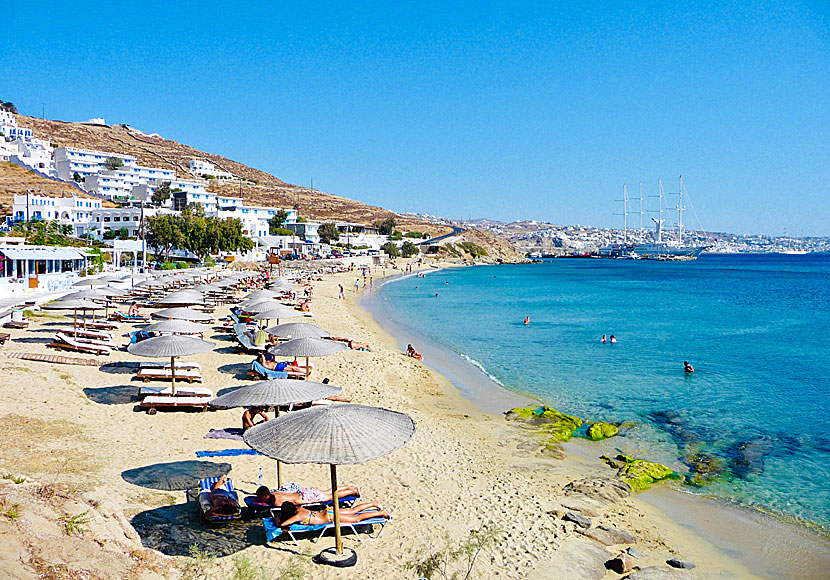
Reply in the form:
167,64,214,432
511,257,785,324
338,284,345,299
354,278,359,292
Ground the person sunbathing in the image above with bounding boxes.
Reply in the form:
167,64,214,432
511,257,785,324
204,474,240,518
328,337,373,351
406,344,423,360
255,482,360,506
128,302,141,317
256,354,305,374
277,500,389,529
297,299,312,312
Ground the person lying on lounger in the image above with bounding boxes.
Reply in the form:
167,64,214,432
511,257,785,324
203,474,240,518
242,407,268,431
255,482,360,506
128,302,141,317
277,500,389,529
256,353,305,374
328,337,373,351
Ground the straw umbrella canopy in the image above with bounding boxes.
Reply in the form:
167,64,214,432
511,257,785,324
267,337,346,379
251,307,303,329
127,335,214,395
122,460,231,491
42,298,105,330
142,319,212,336
211,378,343,487
244,289,280,301
152,307,213,322
265,322,330,340
72,277,110,288
97,274,126,283
246,303,298,316
155,290,206,307
244,405,415,560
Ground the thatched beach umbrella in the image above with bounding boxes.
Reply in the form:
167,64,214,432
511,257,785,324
122,460,231,491
243,289,280,302
128,335,214,395
42,298,105,331
265,322,330,340
211,379,343,486
267,337,346,379
244,405,415,562
142,319,212,336
152,307,213,322
72,277,109,288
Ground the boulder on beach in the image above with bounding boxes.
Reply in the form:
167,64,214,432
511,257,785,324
587,421,619,441
615,454,676,491
505,405,583,441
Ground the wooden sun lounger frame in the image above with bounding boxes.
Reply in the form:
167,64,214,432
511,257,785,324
139,395,210,414
48,337,111,356
135,368,203,383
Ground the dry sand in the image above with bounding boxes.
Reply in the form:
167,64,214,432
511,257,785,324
0,262,768,579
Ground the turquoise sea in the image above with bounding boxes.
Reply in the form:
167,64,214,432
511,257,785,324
371,254,830,529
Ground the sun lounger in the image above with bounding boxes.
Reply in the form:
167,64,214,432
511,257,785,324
140,361,202,371
0,332,10,345
59,328,114,342
110,311,149,322
55,332,117,350
138,385,213,398
262,509,391,546
234,323,266,353
195,477,242,522
249,359,309,381
48,334,111,356
139,395,210,414
243,492,358,517
82,320,119,331
135,368,203,383
3,320,29,329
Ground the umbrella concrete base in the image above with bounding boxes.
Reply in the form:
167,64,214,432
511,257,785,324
313,547,357,568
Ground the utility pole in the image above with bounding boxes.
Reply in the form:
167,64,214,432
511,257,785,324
41,103,45,119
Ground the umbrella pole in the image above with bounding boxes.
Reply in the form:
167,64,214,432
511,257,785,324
306,356,310,380
171,356,176,396
330,464,343,555
275,407,282,488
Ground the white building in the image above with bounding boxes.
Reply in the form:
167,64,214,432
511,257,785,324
215,205,298,238
0,112,32,141
189,159,233,179
89,206,172,239
11,193,102,236
11,138,55,175
285,221,321,244
0,243,93,295
55,147,137,181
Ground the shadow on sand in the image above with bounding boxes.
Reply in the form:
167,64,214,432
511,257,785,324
131,500,264,557
98,362,142,374
83,385,136,405
217,362,252,380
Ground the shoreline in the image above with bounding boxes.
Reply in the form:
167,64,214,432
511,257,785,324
360,261,830,579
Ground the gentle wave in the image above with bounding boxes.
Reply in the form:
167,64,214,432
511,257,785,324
459,353,506,387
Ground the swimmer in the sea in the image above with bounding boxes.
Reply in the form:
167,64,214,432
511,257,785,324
684,361,694,374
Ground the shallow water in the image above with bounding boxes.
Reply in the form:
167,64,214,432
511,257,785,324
374,255,830,529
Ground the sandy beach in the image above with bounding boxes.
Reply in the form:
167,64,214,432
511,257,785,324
0,261,824,579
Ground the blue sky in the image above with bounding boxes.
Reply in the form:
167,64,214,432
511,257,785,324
4,1,828,235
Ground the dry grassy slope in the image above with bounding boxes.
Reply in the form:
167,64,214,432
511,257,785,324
10,116,522,259
459,228,527,262
15,115,450,235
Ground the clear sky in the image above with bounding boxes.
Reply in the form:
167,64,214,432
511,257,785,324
4,1,828,235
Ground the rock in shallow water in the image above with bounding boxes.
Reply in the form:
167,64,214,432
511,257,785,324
666,558,696,570
587,421,619,440
505,406,582,441
615,454,676,491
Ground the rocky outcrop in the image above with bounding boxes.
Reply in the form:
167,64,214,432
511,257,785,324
505,406,583,442
614,454,676,491
625,566,701,579
582,525,637,546
586,421,619,441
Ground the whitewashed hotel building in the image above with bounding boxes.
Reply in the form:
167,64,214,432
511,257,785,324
189,159,233,179
11,193,102,236
55,147,138,181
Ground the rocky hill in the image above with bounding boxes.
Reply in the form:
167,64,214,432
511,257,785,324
6,115,520,260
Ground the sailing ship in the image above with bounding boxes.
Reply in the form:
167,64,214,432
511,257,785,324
600,177,706,260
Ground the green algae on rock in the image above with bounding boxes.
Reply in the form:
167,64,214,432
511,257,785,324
505,406,583,442
614,454,676,491
586,422,619,441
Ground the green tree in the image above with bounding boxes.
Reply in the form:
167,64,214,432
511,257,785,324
0,101,18,114
145,214,181,262
318,222,340,244
151,182,172,207
73,172,82,182
375,216,397,235
268,210,289,233
401,240,419,258
104,156,124,171
381,241,400,258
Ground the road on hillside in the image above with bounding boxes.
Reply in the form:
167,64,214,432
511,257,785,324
415,226,465,246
